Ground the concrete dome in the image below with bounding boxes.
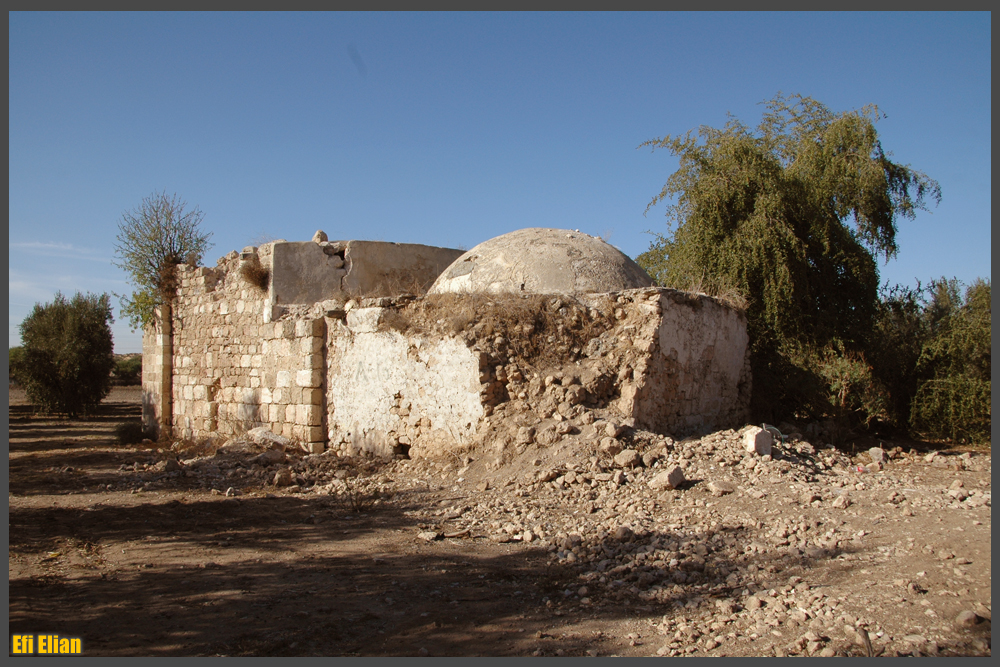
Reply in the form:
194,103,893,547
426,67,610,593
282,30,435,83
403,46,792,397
428,228,655,296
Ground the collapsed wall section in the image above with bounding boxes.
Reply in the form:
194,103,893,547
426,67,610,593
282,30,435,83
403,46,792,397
320,287,750,458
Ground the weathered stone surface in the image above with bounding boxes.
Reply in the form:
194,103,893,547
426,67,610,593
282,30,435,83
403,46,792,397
273,468,293,486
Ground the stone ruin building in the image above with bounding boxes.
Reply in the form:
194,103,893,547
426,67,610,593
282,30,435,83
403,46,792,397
143,228,751,458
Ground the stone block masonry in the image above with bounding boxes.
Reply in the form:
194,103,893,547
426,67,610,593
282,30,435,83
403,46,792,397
147,246,328,451
143,231,750,458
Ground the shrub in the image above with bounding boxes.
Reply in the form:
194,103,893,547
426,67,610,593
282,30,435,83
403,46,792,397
115,420,147,445
18,292,115,417
239,259,270,292
910,278,991,443
8,346,25,385
113,355,142,385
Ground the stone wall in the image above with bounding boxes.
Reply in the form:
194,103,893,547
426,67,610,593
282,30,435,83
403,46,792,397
624,289,750,434
325,307,487,458
156,248,327,451
144,238,750,457
141,306,172,439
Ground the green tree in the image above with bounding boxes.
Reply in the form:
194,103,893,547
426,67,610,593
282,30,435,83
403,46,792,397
637,93,941,422
867,282,933,430
18,292,115,417
911,278,991,443
9,346,26,385
112,191,213,330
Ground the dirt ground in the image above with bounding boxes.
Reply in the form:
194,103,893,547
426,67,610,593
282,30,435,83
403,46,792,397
8,388,991,657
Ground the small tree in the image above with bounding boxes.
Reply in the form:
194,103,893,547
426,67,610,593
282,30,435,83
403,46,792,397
18,292,115,417
113,191,213,330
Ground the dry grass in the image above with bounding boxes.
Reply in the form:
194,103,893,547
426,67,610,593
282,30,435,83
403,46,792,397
239,260,270,292
670,275,748,312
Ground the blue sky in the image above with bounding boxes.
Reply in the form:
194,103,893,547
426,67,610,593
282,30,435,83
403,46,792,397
9,12,991,353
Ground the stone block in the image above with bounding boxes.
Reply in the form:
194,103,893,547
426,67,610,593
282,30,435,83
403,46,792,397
296,369,321,388
276,320,295,339
276,371,292,388
296,404,323,427
744,426,773,456
303,441,325,454
304,388,323,405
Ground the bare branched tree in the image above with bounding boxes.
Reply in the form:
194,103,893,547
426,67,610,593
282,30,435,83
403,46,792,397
113,191,213,330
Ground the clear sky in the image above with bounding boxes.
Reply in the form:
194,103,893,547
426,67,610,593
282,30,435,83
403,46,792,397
9,12,991,353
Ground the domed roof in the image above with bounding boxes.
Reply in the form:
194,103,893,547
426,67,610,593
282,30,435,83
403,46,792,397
428,228,654,296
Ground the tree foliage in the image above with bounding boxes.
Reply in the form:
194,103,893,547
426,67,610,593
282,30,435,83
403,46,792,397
9,346,26,385
113,191,213,331
910,278,991,443
17,292,115,417
637,94,941,423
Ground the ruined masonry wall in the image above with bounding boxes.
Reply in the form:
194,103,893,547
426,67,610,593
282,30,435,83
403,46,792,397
169,256,325,448
325,309,486,458
631,290,750,433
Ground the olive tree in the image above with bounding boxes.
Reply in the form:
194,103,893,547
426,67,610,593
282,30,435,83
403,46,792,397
18,292,115,417
113,191,213,330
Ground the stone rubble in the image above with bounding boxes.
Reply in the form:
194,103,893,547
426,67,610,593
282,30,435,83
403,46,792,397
108,421,991,657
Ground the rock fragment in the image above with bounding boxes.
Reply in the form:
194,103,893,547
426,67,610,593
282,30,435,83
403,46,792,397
614,449,642,469
954,610,981,627
649,466,685,490
707,480,737,497
743,427,773,456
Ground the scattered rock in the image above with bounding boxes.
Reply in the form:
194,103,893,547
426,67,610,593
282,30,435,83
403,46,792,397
743,427,773,456
417,531,442,542
954,610,981,628
613,449,642,469
831,493,851,509
599,437,622,456
273,468,294,487
707,480,737,497
246,426,291,450
648,466,685,490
